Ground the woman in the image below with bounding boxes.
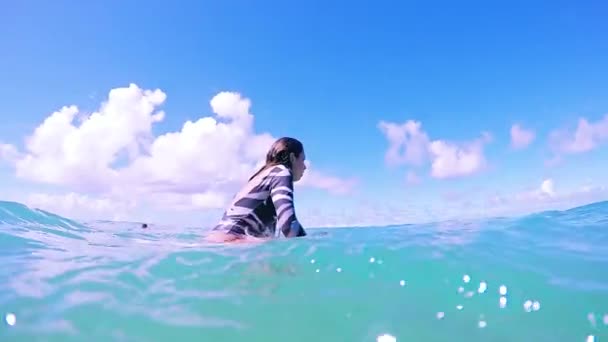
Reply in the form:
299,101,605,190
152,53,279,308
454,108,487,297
207,137,308,243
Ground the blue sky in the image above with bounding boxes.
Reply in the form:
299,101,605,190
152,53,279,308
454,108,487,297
1,1,607,227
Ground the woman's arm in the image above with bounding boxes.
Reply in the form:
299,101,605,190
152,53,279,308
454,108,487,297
269,167,306,237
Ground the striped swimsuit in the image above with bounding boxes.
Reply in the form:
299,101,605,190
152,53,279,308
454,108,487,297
213,164,305,238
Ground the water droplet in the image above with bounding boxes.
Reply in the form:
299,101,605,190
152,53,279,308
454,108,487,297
457,286,464,293
369,257,376,263
587,313,596,327
5,313,16,326
463,274,470,283
377,333,397,342
499,285,507,296
456,305,463,310
478,281,487,294
586,335,595,342
315,269,320,273
603,313,608,325
436,312,445,320
310,259,315,264
499,296,507,308
465,291,474,298
523,300,532,312
532,301,540,311
478,320,487,328
399,280,406,287
336,267,342,273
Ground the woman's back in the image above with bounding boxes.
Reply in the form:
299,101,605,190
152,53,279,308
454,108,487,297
214,164,301,238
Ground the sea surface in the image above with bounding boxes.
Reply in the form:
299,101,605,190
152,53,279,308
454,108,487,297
0,200,607,341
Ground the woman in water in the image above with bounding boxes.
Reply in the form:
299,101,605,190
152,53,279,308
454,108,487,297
206,137,308,243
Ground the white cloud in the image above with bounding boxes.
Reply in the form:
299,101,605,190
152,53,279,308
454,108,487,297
428,132,491,179
510,178,557,202
549,114,608,154
297,163,357,195
1,84,355,218
24,192,136,221
378,120,430,166
540,178,556,197
487,178,607,216
510,124,535,149
10,85,166,191
379,119,491,179
0,143,20,164
139,191,229,211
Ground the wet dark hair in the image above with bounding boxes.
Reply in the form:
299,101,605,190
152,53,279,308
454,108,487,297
249,137,304,181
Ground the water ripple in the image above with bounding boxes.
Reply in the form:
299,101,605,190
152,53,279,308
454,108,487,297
1,200,607,341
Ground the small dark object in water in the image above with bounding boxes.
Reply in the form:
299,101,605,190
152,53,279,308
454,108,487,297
142,223,148,229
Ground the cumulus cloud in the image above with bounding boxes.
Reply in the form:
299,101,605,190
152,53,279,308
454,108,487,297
487,178,607,216
549,114,608,154
25,192,136,221
512,178,557,201
510,124,535,149
10,85,167,191
539,178,556,197
2,84,354,217
0,143,20,164
378,119,491,179
378,120,430,166
297,163,357,195
138,191,229,211
428,132,492,179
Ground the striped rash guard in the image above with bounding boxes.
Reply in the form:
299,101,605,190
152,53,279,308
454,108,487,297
213,164,306,238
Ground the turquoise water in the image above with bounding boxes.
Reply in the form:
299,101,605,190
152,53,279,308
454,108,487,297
1,200,607,341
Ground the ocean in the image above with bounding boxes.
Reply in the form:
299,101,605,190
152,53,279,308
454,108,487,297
0,200,607,341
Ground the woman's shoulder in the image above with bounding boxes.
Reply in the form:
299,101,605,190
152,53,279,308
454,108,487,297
267,164,292,176
265,165,294,186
